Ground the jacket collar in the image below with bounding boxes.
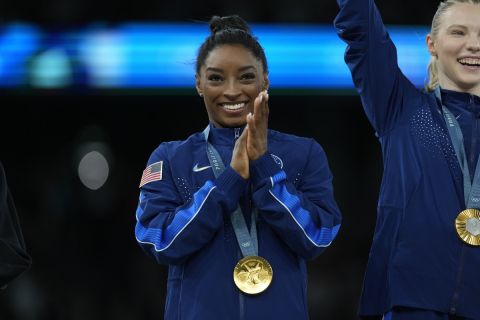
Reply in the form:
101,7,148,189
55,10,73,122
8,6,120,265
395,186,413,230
441,88,480,115
207,123,246,145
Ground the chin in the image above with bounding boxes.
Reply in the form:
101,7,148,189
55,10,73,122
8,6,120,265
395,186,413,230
456,79,480,92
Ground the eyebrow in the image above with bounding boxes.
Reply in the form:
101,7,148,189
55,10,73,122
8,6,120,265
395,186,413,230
238,66,256,72
446,24,467,30
205,65,256,73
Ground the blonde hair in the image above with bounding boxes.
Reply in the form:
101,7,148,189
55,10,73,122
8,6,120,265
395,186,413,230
426,0,480,91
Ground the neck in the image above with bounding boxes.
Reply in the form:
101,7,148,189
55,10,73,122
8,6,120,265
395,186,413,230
210,122,246,129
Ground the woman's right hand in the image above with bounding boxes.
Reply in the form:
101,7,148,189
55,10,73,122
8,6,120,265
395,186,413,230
230,125,249,179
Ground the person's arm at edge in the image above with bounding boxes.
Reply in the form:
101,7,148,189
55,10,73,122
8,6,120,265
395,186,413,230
0,162,32,289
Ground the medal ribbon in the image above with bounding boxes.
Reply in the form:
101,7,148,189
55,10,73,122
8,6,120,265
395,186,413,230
203,126,258,257
435,87,480,209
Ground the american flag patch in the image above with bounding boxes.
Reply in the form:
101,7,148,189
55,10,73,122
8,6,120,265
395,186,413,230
139,161,163,188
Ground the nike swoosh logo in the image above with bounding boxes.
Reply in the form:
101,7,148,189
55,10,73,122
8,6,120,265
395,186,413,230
193,164,212,172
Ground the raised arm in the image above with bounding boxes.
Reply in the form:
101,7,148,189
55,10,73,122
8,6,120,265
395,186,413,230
334,0,419,136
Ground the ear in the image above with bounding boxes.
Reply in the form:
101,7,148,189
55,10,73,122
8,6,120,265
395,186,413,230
262,73,270,91
195,74,203,97
426,34,437,57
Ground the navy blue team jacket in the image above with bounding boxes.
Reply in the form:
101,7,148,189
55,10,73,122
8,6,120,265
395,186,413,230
335,0,480,318
135,125,342,320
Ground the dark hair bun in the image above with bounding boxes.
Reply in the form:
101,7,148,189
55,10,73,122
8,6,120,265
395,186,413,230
209,15,251,35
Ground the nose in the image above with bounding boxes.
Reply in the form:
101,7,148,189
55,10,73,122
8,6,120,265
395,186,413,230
223,80,241,100
466,35,480,52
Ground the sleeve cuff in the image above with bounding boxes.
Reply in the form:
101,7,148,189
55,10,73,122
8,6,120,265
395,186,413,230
214,166,248,205
250,152,282,186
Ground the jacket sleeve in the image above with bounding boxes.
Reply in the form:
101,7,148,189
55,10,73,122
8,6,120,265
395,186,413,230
0,162,32,289
334,0,419,136
134,143,247,265
250,140,342,260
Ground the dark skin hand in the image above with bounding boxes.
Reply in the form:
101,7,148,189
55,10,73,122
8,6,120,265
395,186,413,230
231,124,250,179
231,90,269,179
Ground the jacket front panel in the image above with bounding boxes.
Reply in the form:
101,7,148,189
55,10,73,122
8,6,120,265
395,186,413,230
135,126,342,319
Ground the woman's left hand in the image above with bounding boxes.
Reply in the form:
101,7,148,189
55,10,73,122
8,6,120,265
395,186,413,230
246,90,269,161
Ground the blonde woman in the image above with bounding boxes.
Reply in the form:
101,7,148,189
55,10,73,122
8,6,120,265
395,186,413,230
335,0,480,319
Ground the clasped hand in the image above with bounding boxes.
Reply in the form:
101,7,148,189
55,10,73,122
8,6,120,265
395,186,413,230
231,90,269,179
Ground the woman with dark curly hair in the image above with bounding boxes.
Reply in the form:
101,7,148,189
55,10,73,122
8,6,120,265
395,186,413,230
134,15,342,319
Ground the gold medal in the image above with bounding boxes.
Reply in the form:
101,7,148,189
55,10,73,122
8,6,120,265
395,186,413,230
233,256,273,295
455,209,480,246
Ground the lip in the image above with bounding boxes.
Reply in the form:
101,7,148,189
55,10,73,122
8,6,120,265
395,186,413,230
218,101,249,113
457,56,480,69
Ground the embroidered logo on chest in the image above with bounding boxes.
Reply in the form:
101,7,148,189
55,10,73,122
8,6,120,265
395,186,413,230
270,154,284,169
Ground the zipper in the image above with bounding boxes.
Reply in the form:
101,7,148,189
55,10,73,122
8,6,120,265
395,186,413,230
177,265,185,319
239,290,245,320
235,128,240,139
450,95,478,314
450,245,466,315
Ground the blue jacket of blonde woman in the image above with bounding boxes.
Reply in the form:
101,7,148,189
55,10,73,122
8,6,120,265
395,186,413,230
335,0,480,318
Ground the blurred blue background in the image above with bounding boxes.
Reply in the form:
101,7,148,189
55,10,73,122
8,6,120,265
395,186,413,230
1,23,429,89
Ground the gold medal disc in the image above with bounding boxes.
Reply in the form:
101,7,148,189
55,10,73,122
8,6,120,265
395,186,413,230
455,209,480,246
233,256,273,295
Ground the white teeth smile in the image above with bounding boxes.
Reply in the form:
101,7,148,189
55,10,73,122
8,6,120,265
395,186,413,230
458,58,480,66
221,103,245,110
